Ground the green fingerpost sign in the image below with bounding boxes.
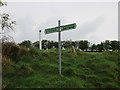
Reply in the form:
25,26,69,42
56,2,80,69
61,23,76,31
45,23,76,34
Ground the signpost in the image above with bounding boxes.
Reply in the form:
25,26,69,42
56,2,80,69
45,21,76,75
58,20,61,75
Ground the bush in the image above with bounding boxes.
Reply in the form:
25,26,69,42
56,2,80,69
2,42,30,62
19,47,30,56
29,47,40,56
2,56,11,68
2,42,20,60
15,62,33,73
20,55,33,62
63,67,75,76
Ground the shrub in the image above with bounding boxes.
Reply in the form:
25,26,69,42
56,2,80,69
15,62,33,73
19,47,30,56
63,67,75,76
29,47,40,56
2,56,11,68
2,42,20,60
20,55,33,62
2,42,30,62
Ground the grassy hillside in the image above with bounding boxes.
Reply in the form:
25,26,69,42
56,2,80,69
2,44,120,88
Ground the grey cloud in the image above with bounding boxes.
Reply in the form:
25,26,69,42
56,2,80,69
35,15,106,42
14,15,106,43
14,15,37,43
72,15,105,39
39,16,67,29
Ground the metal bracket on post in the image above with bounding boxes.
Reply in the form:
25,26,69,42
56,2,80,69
58,20,61,75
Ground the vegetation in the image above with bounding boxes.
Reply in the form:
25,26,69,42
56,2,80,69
2,42,120,88
1,0,119,88
19,40,119,52
1,1,16,89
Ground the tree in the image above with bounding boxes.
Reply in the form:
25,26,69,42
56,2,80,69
103,40,110,51
0,0,6,7
61,41,66,49
79,40,89,51
62,40,72,49
47,40,54,49
110,40,119,51
54,41,58,49
32,41,39,48
91,44,97,51
42,40,48,50
84,40,89,51
0,0,16,43
18,40,32,48
74,41,79,49
72,41,75,47
97,42,104,52
32,40,56,50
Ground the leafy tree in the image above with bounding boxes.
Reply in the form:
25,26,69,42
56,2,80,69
61,41,66,49
72,41,75,47
74,41,79,49
18,40,32,48
64,40,72,49
0,0,16,43
110,40,119,51
103,40,110,51
84,40,89,51
0,0,6,7
32,41,39,48
79,40,89,51
47,40,54,49
33,40,56,50
91,44,97,51
54,41,58,49
97,42,104,52
42,40,48,50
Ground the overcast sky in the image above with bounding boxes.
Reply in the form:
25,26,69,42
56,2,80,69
1,1,118,44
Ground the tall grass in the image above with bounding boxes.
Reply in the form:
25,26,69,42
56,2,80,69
2,44,120,88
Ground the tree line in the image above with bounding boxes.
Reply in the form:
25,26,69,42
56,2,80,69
18,40,119,52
